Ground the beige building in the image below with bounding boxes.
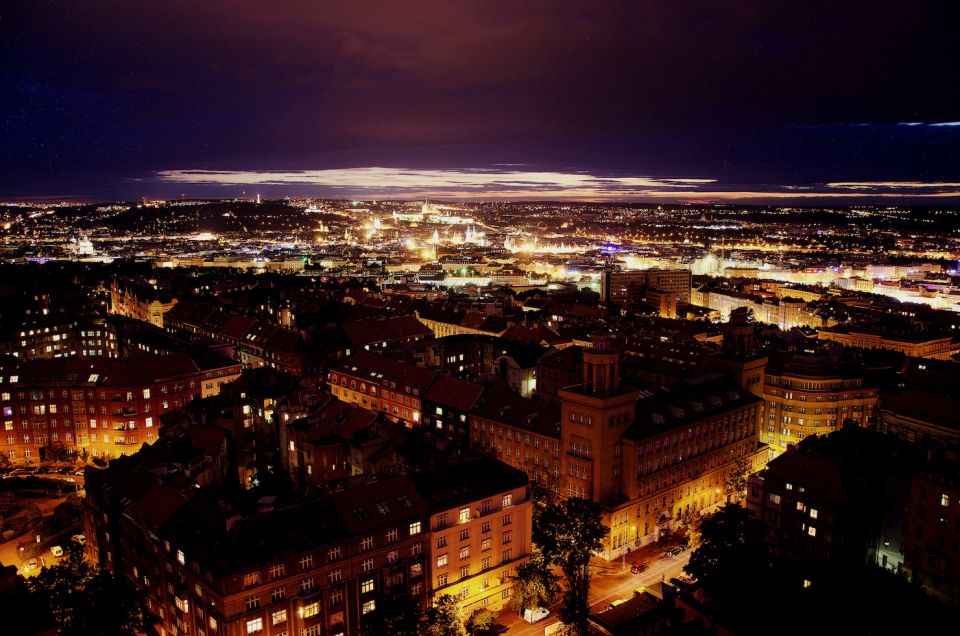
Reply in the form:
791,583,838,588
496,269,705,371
817,328,958,360
761,357,878,456
411,457,532,617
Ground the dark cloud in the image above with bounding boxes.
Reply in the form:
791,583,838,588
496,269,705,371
1,1,957,200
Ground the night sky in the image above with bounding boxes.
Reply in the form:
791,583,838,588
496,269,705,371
2,1,958,202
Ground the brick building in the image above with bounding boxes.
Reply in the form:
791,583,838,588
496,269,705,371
0,353,239,463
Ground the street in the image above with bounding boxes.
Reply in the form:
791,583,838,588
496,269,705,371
0,471,86,577
496,549,691,635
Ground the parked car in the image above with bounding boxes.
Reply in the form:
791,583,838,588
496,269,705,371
50,546,64,558
608,599,628,609
634,585,647,596
630,561,649,574
523,608,550,623
664,546,686,557
36,466,50,475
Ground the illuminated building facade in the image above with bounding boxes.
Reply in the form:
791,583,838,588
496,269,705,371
411,457,532,617
469,388,563,495
328,352,438,428
0,318,118,360
761,357,878,457
600,268,692,307
0,353,240,463
483,332,765,558
817,328,958,360
87,448,529,636
110,278,178,328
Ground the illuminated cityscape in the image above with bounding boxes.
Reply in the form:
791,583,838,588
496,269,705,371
2,2,959,635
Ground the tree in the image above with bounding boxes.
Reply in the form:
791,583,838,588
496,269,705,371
362,588,423,636
724,455,751,504
509,553,560,614
534,497,607,635
465,607,497,635
684,504,766,596
27,545,154,635
45,445,79,464
423,594,466,636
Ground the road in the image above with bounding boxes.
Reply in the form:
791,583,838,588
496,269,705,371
0,472,85,577
497,550,691,635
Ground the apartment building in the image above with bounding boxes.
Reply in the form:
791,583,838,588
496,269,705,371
0,353,240,463
86,443,531,635
328,352,438,428
469,387,563,495
411,457,532,617
110,277,178,328
600,269,692,306
761,356,878,457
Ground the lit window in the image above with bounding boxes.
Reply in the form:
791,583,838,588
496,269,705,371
302,602,319,618
272,609,288,625
941,494,950,507
361,578,375,594
177,549,186,565
437,554,448,568
409,521,421,535
810,508,818,519
459,507,470,523
502,493,513,508
246,617,263,634
808,526,816,537
362,600,376,614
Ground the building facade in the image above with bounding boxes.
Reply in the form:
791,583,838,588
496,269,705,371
600,269,692,307
761,357,878,457
0,354,240,463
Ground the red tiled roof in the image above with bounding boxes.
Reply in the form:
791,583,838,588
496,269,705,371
333,351,439,391
342,315,433,346
424,376,484,412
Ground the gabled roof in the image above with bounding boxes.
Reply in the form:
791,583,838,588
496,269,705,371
410,456,528,512
329,475,429,535
471,387,561,438
333,351,439,392
424,376,484,412
342,315,433,346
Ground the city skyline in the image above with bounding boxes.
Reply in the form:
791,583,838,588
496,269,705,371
3,1,958,202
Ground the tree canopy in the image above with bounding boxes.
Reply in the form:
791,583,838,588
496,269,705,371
684,503,766,594
26,546,154,636
423,594,467,636
534,497,607,635
509,552,561,614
